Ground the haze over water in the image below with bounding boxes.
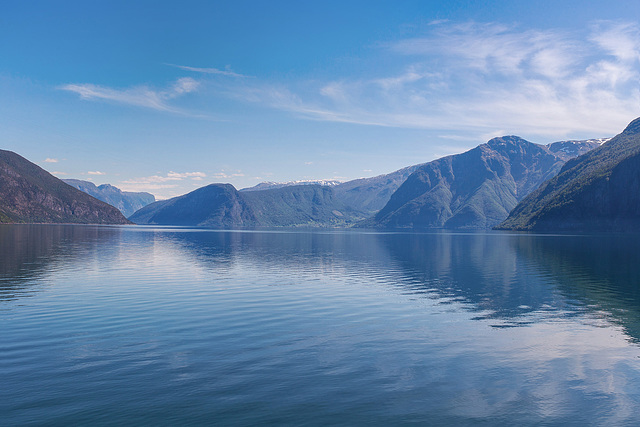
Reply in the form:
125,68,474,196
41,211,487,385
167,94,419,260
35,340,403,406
3,225,640,425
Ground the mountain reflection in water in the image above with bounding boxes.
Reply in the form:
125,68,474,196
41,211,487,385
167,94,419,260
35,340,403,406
4,226,640,336
3,225,640,425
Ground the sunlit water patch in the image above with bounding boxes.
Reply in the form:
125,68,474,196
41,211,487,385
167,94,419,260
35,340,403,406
2,225,640,425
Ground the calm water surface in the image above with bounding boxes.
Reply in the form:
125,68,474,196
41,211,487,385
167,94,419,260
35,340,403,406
2,225,640,425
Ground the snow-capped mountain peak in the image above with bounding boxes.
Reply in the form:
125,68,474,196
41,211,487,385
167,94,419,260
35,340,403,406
240,179,343,192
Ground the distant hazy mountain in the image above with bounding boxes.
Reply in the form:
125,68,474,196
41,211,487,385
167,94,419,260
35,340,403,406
547,138,608,160
63,179,155,217
241,167,427,216
333,164,426,215
138,166,426,227
241,179,342,192
497,118,640,232
0,150,130,224
130,183,367,227
367,136,600,230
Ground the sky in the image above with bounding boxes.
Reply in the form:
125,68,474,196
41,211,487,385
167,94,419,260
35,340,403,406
1,0,640,199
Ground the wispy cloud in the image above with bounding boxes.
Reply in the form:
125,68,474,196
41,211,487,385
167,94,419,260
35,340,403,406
60,77,200,113
428,19,449,26
166,171,206,179
118,171,209,197
121,171,207,186
87,171,106,175
56,22,640,139
117,183,182,199
590,21,640,62
44,158,58,163
118,170,246,198
166,63,249,78
241,21,640,139
210,170,244,179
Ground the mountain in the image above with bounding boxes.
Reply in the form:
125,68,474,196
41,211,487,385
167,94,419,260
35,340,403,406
129,184,256,227
367,136,600,230
547,138,609,161
333,163,426,215
241,165,427,216
242,184,364,226
0,150,130,224
63,179,155,217
241,179,342,192
129,136,602,229
496,118,640,232
130,183,366,227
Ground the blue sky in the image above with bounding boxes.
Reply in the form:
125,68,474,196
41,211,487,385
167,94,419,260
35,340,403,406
2,0,639,199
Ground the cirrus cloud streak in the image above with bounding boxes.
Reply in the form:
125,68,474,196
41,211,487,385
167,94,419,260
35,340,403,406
242,21,640,139
59,77,200,113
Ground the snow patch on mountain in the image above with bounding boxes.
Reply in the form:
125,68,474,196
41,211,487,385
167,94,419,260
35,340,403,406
241,179,343,192
546,138,610,160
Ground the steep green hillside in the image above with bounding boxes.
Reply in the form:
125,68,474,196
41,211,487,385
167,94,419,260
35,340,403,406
497,117,640,231
242,184,365,227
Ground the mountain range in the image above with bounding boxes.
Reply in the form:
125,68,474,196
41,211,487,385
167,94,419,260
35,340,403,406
242,165,425,216
4,119,633,230
130,159,431,228
0,150,130,224
333,163,426,214
63,179,155,217
129,183,366,227
365,137,601,229
129,137,600,229
129,183,256,227
497,118,640,231
241,179,342,192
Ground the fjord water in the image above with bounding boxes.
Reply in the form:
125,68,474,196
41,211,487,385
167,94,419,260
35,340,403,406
3,225,640,425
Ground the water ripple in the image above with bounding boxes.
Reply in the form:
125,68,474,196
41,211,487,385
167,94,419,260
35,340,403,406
3,226,640,425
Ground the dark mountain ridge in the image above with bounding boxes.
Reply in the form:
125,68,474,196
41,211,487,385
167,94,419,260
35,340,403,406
0,150,130,224
129,184,256,227
497,117,640,231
